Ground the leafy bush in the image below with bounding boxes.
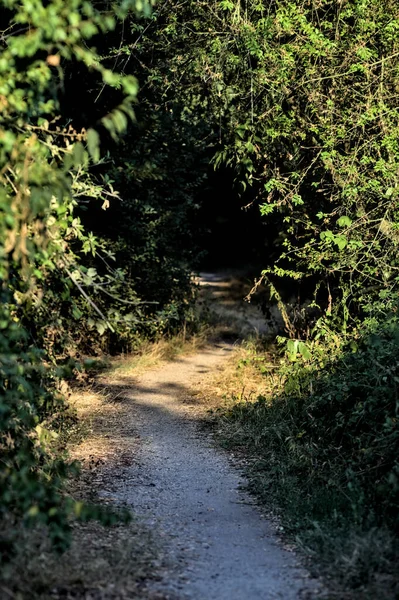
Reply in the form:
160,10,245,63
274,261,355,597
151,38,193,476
218,312,399,594
0,0,155,551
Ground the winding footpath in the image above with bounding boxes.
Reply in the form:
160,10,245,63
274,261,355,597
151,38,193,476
98,273,319,599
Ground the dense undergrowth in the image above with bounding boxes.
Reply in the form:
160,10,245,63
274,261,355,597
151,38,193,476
216,312,399,598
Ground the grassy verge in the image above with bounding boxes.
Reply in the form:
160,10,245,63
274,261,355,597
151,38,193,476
207,329,399,600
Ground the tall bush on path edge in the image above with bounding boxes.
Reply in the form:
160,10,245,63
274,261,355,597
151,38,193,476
0,0,154,550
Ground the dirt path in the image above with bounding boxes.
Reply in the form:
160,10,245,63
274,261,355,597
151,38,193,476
83,273,317,600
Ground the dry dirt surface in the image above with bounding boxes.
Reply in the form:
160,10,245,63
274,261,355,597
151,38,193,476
70,273,320,600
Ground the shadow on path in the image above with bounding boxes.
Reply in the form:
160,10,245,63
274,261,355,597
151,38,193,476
83,329,319,600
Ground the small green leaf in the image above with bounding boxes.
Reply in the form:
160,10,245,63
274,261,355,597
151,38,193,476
337,216,352,227
87,128,100,163
335,236,347,251
298,341,311,360
96,321,106,335
72,142,85,167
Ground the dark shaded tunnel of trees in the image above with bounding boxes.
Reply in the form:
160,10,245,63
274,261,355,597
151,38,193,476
1,3,399,596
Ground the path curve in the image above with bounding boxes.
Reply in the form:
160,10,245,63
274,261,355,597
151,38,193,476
100,343,316,599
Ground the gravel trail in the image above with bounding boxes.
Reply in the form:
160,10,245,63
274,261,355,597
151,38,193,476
101,341,316,599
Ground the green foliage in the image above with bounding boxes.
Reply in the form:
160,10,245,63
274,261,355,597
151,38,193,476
0,0,208,556
278,319,399,527
0,302,74,550
139,0,399,330
218,311,399,594
139,13,399,591
0,0,155,551
100,110,207,339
